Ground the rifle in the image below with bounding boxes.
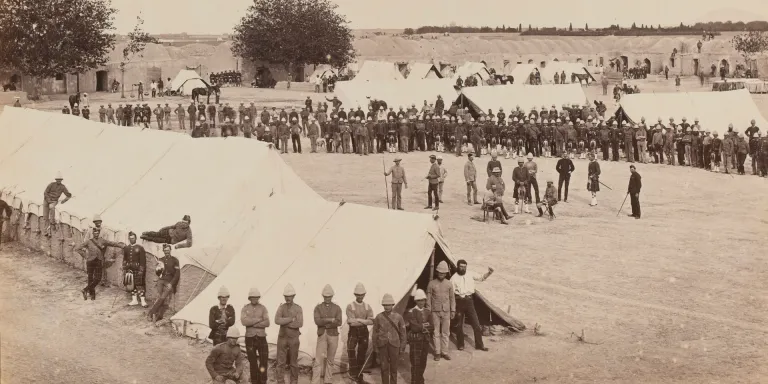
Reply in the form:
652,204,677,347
382,158,390,209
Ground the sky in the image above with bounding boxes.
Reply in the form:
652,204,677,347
109,0,768,35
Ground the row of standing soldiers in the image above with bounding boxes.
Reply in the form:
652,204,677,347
210,71,242,86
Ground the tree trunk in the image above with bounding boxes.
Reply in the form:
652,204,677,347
76,73,80,94
121,69,126,99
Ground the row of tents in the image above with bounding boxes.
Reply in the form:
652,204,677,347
333,79,765,133
0,107,521,369
333,82,590,117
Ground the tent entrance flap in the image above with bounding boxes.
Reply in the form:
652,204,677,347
401,240,524,330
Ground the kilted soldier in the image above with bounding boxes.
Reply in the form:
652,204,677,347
74,227,123,300
209,286,236,346
526,119,539,157
122,231,147,307
405,289,432,384
341,119,353,154
371,293,407,384
587,153,601,206
366,116,376,153
346,283,374,384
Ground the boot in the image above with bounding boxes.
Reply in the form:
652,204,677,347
514,203,520,214
523,204,530,214
590,196,598,206
537,207,544,217
505,152,510,159
129,294,139,306
140,296,148,308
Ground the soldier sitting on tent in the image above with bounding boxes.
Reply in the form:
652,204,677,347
140,215,193,249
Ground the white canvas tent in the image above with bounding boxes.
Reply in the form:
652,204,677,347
172,196,522,368
539,62,596,84
509,64,539,84
352,61,404,82
0,107,320,278
459,84,588,115
454,62,492,84
334,79,458,111
170,69,211,95
616,89,768,134
309,65,338,80
407,63,443,80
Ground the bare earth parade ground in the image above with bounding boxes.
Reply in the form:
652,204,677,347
1,75,767,384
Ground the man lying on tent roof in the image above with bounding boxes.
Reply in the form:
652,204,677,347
140,215,193,249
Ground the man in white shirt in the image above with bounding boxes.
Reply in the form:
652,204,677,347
450,259,493,352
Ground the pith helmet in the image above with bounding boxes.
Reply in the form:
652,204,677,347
217,286,230,298
226,327,241,338
322,284,334,297
413,289,427,301
381,293,395,305
248,287,261,298
283,283,296,296
354,283,366,295
436,261,450,273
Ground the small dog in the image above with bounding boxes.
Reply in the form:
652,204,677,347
316,137,326,149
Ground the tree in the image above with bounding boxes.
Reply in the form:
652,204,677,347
232,0,355,74
585,23,589,31
569,23,573,31
519,23,522,32
731,31,768,72
0,0,116,99
528,24,532,31
631,22,637,29
119,16,158,98
404,28,415,35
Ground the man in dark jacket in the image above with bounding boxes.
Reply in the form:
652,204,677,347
122,231,147,307
209,286,236,346
147,244,180,323
140,215,193,249
555,152,575,202
74,227,124,300
627,165,642,219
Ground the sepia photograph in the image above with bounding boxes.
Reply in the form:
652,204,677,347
0,0,767,383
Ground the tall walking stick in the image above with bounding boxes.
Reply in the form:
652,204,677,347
382,157,390,209
617,192,629,217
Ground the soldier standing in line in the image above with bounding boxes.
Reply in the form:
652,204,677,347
279,119,290,154
290,118,302,154
154,104,164,130
437,156,447,203
312,285,342,384
524,153,540,206
384,158,407,210
651,125,664,163
346,283,374,384
636,123,648,163
115,104,123,126
427,261,455,361
209,286,236,346
123,104,132,126
702,130,713,170
98,105,107,123
175,103,186,130
275,284,303,384
371,294,406,384
599,122,611,161
405,289,432,384
307,118,319,153
623,123,635,163
242,286,270,384
610,121,621,161
711,132,723,172
187,103,197,129
82,105,91,121
664,127,676,165
163,103,172,129
106,103,116,124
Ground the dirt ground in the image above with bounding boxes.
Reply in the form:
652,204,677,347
3,76,768,383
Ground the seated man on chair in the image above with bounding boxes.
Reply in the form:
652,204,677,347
483,183,512,224
140,214,193,249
